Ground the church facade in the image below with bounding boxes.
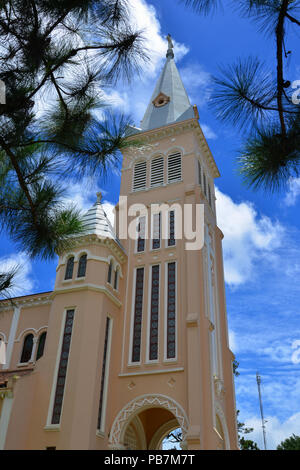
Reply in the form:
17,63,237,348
0,41,238,450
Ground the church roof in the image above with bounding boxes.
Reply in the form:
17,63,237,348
81,193,124,250
139,35,195,132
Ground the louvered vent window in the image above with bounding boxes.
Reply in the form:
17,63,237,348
167,153,182,184
197,160,202,187
150,157,164,187
133,161,147,191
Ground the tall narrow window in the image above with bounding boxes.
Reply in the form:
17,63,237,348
77,254,87,278
36,331,47,361
197,160,202,186
137,216,146,253
203,172,207,198
51,309,75,425
131,268,144,363
167,152,182,184
149,265,160,361
166,262,176,359
133,161,147,191
168,210,176,247
20,333,34,363
97,317,111,431
152,213,161,249
208,184,212,207
65,257,74,280
114,268,119,290
150,156,164,187
107,260,113,284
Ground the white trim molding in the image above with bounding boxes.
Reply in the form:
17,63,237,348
109,393,189,449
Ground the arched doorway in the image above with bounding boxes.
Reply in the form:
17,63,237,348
109,394,189,450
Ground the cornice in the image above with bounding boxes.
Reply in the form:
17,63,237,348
65,234,127,264
52,283,122,308
0,293,52,312
125,118,220,179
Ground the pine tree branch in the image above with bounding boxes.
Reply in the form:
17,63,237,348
0,137,37,222
276,0,289,137
286,13,300,27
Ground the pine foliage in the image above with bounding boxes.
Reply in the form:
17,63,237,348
184,0,300,191
0,0,147,297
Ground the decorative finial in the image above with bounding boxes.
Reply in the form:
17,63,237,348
96,191,102,204
166,34,174,59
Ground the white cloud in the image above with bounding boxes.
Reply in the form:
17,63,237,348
102,201,116,229
215,188,284,286
200,123,217,140
229,330,238,353
283,177,300,206
61,176,108,213
180,63,212,107
127,0,189,76
0,252,34,297
60,176,116,229
243,412,300,450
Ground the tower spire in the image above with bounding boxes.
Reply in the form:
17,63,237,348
139,35,194,131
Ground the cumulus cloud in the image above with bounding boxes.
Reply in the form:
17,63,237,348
243,412,300,450
200,123,217,140
283,177,300,207
215,188,284,286
228,330,238,353
0,252,34,297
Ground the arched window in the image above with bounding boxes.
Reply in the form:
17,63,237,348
77,254,87,278
167,152,182,184
20,333,34,363
150,156,164,187
36,332,47,361
114,268,119,290
133,161,147,191
65,256,74,280
107,260,113,284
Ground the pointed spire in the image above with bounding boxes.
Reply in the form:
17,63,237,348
81,193,125,252
139,36,195,132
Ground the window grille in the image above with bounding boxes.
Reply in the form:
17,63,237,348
65,257,74,280
51,309,75,425
149,265,160,361
131,268,144,363
77,254,87,278
166,262,176,359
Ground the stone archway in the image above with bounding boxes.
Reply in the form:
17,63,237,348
109,394,189,450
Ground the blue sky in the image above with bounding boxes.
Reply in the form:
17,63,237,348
1,0,300,449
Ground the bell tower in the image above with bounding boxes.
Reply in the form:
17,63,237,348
0,37,238,451
108,37,239,450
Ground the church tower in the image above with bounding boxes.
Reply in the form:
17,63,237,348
107,38,238,450
0,38,238,451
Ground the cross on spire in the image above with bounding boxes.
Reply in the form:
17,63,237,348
166,34,174,59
